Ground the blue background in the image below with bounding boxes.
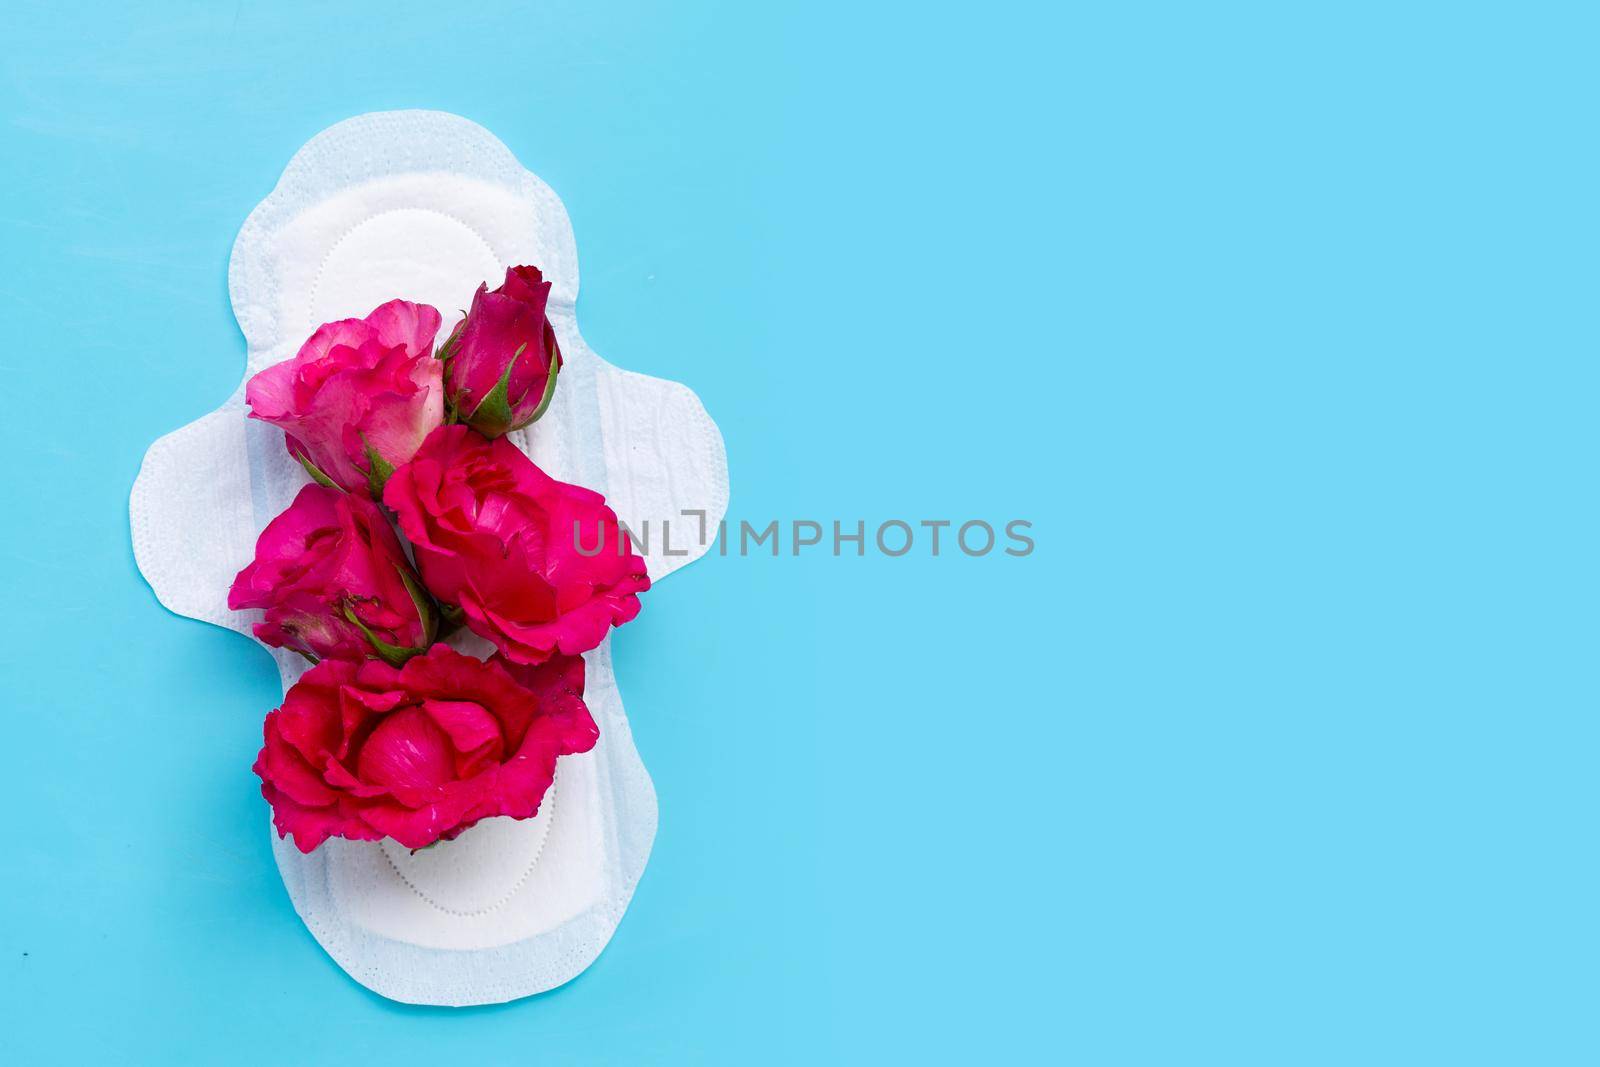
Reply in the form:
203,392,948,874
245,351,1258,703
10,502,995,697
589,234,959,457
1,1,1592,1063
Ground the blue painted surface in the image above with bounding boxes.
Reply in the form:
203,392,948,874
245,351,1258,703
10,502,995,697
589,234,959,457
1,1,1594,1062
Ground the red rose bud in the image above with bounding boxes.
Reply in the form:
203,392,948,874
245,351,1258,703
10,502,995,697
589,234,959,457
228,484,436,665
254,645,598,852
384,425,649,664
245,299,445,497
441,265,563,437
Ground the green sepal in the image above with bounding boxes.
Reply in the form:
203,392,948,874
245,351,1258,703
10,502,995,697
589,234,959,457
438,315,467,424
294,450,342,491
509,350,561,430
396,565,438,647
464,343,562,437
464,344,522,437
433,319,464,363
360,435,396,499
341,602,424,668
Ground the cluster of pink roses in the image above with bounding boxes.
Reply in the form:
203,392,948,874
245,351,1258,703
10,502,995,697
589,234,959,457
229,267,649,852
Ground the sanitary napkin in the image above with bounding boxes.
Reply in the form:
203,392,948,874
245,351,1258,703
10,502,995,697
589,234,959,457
129,110,729,1005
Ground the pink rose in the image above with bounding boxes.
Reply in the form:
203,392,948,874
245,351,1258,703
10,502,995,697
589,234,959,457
255,644,597,852
246,299,444,496
440,266,563,437
384,425,650,664
227,484,434,664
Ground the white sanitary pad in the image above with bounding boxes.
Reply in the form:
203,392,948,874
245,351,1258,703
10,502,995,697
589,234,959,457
128,110,729,1006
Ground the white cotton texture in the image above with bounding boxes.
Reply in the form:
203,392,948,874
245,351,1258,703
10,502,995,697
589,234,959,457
128,110,729,1006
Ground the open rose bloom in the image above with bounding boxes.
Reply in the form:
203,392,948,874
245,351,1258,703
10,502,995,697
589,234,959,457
256,645,597,852
227,484,434,663
386,425,651,664
245,299,444,496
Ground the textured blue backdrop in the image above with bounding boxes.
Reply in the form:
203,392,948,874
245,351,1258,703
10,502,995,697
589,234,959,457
1,1,1593,1063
